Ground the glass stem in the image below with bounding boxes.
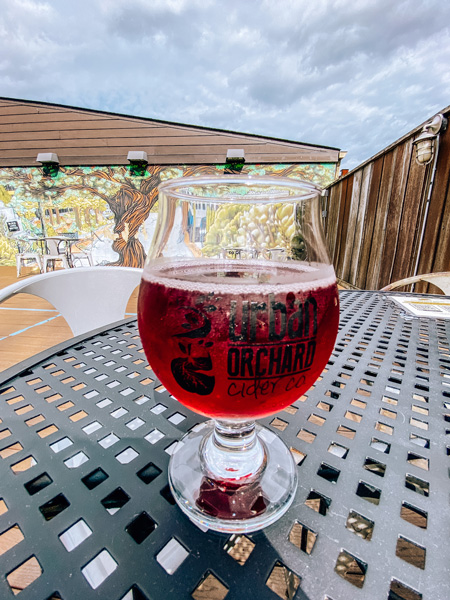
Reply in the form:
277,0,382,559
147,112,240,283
202,420,266,482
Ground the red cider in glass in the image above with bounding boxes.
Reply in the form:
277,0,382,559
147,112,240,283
138,259,339,420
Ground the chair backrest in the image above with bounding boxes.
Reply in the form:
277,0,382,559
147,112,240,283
16,241,26,254
16,239,37,254
0,267,143,337
45,238,65,256
380,272,450,296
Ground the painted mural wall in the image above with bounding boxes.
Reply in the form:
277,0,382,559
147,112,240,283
0,163,336,268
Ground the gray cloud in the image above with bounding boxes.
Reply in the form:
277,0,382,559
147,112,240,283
0,0,449,169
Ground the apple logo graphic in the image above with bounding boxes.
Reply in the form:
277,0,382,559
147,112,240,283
171,342,215,395
171,305,216,396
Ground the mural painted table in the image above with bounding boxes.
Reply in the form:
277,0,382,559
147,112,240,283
0,291,448,600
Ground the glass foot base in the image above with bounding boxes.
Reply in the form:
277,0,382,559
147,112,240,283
168,421,298,533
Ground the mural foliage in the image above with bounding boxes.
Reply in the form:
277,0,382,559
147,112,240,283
0,163,336,267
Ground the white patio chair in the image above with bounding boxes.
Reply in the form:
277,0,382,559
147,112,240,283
70,237,94,267
42,238,70,272
0,266,143,337
15,240,42,277
380,272,450,296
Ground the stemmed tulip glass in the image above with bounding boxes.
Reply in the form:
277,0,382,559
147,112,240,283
138,175,339,533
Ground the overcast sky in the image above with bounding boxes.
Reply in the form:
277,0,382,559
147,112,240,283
1,0,450,169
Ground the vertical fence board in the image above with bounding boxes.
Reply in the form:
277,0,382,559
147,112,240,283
327,183,342,257
365,150,396,289
429,179,450,273
326,182,342,259
332,178,348,267
415,126,450,293
376,141,411,288
323,189,330,237
321,192,328,235
390,153,428,282
327,179,343,264
325,181,342,260
355,157,384,289
341,170,362,283
409,164,434,291
335,175,354,279
409,164,433,295
348,163,372,287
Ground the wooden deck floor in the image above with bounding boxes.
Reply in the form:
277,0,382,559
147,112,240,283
0,266,138,372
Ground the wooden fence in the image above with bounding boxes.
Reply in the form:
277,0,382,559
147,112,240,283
324,105,450,293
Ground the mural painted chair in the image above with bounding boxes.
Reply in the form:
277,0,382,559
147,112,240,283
380,272,450,295
42,238,70,272
15,240,43,277
70,237,94,268
0,267,143,337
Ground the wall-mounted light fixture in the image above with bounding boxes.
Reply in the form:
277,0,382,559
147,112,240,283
412,114,448,166
226,149,245,164
224,149,245,174
36,152,60,165
36,152,60,177
127,151,148,165
127,151,148,176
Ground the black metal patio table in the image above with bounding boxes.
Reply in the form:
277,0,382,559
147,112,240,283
0,291,448,600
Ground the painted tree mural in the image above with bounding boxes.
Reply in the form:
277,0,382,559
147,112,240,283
59,166,165,266
0,162,336,267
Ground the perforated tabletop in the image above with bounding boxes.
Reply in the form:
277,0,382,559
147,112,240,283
0,291,448,600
